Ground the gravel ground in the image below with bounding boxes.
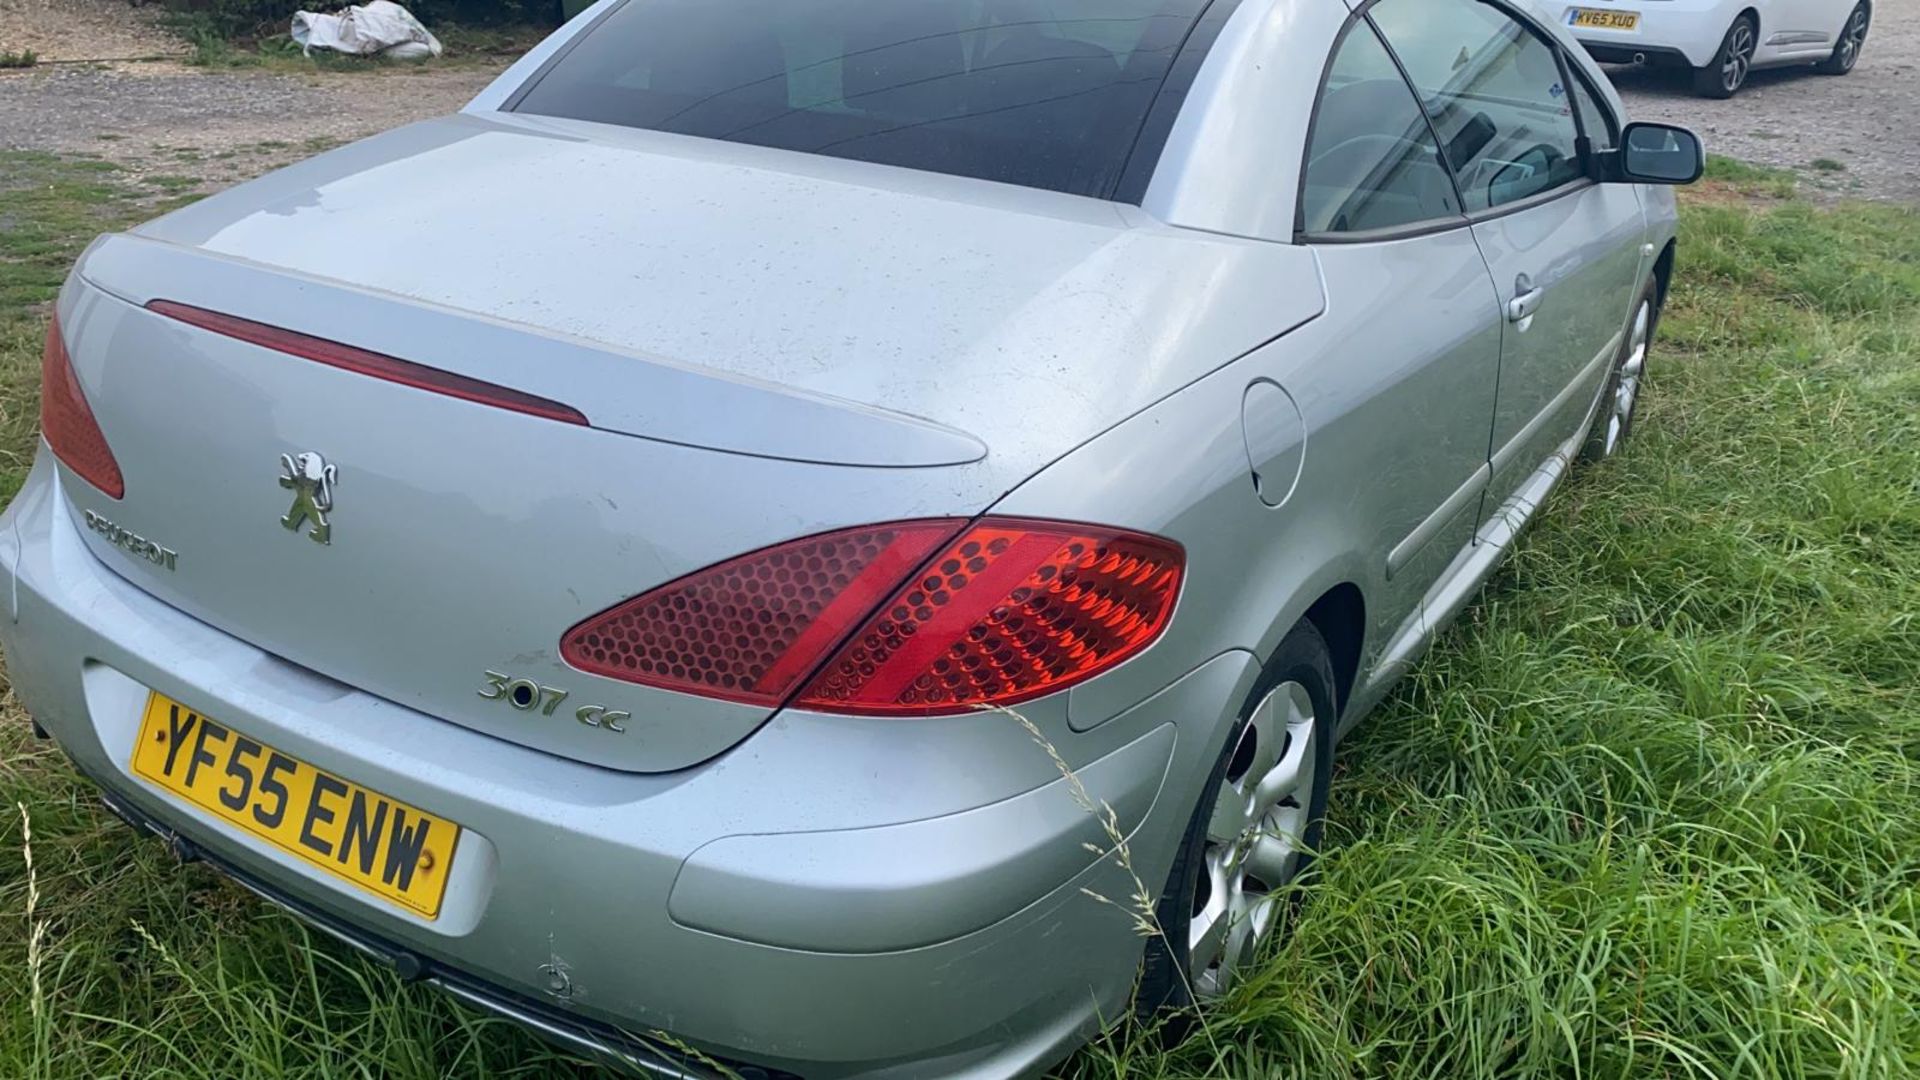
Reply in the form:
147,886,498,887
0,0,510,187
0,62,509,186
1601,0,1918,203
1,0,1916,202
0,0,183,62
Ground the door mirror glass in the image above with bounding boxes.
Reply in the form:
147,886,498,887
1618,122,1704,184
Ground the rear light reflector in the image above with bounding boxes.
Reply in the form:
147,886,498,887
146,300,588,426
39,317,125,499
561,518,1183,716
561,522,965,706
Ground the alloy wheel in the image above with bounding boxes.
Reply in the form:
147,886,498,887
1602,300,1651,457
1723,21,1755,93
1838,8,1868,71
1187,680,1321,996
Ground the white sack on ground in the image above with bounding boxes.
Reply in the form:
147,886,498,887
291,1,443,59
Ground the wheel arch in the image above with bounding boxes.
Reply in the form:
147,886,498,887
1300,583,1365,716
1841,1,1870,39
1643,237,1674,334
1652,238,1677,317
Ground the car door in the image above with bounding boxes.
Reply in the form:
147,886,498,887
1292,13,1504,667
1769,0,1844,52
1370,0,1647,518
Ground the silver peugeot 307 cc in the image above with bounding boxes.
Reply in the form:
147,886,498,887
2,0,1701,1074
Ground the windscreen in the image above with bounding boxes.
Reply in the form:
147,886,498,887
510,0,1215,199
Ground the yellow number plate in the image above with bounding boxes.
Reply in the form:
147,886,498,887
1570,8,1640,30
130,691,458,918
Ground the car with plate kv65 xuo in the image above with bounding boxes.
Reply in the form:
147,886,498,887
1558,0,1871,97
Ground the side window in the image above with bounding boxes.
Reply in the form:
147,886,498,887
1300,20,1462,236
1369,0,1585,211
1568,66,1618,150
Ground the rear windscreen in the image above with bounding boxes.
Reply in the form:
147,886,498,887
510,0,1216,199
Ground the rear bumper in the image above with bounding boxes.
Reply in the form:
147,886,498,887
86,779,750,1079
1578,41,1696,68
1554,1,1735,68
0,451,1248,1078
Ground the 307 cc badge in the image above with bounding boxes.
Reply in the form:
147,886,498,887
477,671,629,734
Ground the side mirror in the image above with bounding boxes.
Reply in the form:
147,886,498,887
1597,122,1704,185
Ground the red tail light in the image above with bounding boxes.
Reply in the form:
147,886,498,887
146,300,588,426
561,522,964,706
561,518,1183,716
40,317,124,499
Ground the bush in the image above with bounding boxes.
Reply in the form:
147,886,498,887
157,0,561,42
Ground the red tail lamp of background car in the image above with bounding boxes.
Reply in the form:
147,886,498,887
562,519,1185,716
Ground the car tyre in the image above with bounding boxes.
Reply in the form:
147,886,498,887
1582,281,1660,462
1137,620,1337,1016
1815,3,1869,75
1692,13,1757,98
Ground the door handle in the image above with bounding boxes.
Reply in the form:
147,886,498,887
1507,274,1545,324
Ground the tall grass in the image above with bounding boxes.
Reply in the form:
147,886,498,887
0,152,1916,1077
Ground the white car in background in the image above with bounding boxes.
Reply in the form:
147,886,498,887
1559,0,1872,96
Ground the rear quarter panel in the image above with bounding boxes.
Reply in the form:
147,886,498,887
990,265,1419,797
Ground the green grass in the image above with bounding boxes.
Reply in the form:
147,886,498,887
1702,154,1800,200
1,150,1917,1078
144,175,205,196
0,154,151,507
0,49,37,69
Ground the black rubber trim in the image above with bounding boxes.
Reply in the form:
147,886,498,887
1291,6,1358,241
1563,59,1622,149
84,773,799,1080
1300,214,1472,246
1464,177,1600,225
1548,34,1603,177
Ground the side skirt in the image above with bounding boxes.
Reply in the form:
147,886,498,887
1337,349,1615,739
